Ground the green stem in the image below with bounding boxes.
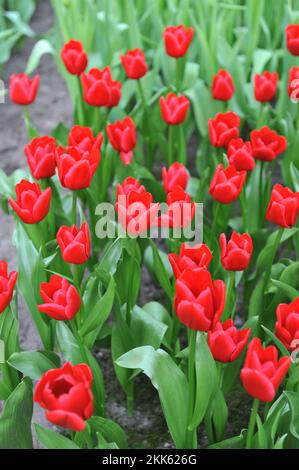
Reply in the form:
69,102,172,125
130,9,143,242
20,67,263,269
168,125,175,167
126,380,134,418
240,187,248,231
137,79,147,107
126,239,137,325
72,191,77,226
186,329,197,449
259,161,265,227
210,202,221,248
223,271,236,321
176,58,181,92
70,319,89,365
246,399,259,449
76,76,85,126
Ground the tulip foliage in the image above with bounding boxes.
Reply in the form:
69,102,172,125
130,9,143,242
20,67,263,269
2,0,299,451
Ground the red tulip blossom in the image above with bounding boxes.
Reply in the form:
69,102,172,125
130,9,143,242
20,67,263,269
208,320,251,363
38,275,81,321
288,66,299,101
163,25,194,58
250,126,287,162
160,93,190,125
174,268,226,331
168,242,212,278
34,362,93,431
254,71,278,102
106,117,137,165
68,125,103,154
116,190,160,236
9,73,39,106
61,39,88,76
81,67,121,107
0,261,18,314
158,186,196,229
266,184,299,228
120,48,148,79
275,297,299,351
9,180,52,224
219,232,253,271
240,338,291,402
208,112,240,148
211,69,235,101
286,24,299,55
162,162,189,193
227,138,255,172
24,136,57,180
209,164,246,204
116,177,146,197
57,223,90,265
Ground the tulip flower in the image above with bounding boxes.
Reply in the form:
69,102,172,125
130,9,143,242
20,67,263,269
227,138,255,172
254,71,278,102
158,186,196,229
250,126,287,162
211,70,235,101
162,162,189,193
208,112,240,148
174,268,226,331
9,73,39,106
38,275,81,321
24,136,57,180
208,319,251,363
163,25,194,58
209,164,246,204
240,338,291,402
266,184,299,228
219,232,253,271
34,362,93,431
286,24,299,55
160,93,190,125
68,125,103,154
275,297,299,351
288,66,299,101
57,223,90,265
0,261,18,314
168,242,212,278
9,180,52,224
120,48,148,79
106,117,137,165
61,39,88,75
116,177,146,197
81,67,121,107
116,190,160,236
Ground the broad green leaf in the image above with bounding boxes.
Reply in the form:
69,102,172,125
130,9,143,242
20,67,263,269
34,424,80,449
89,416,128,449
8,350,60,380
26,39,54,74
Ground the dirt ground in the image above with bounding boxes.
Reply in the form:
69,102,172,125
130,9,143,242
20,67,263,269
0,0,252,449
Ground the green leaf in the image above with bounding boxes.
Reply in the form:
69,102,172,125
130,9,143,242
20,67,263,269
146,240,173,299
34,424,80,449
8,350,60,380
116,346,189,448
89,416,128,449
284,391,299,439
131,305,168,349
0,378,33,449
255,414,268,449
270,279,299,301
26,39,54,74
208,431,246,449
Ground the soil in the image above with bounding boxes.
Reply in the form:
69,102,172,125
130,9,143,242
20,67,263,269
0,0,252,449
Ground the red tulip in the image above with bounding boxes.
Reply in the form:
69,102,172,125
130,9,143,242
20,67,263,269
219,232,253,271
120,48,148,79
288,66,299,101
34,362,93,431
159,186,195,229
227,138,255,172
61,39,88,76
9,73,39,106
168,242,212,278
208,112,240,148
38,275,81,321
163,25,194,58
286,24,299,55
162,162,189,193
266,184,299,228
275,297,299,351
211,70,235,101
106,117,136,165
116,190,160,236
116,177,146,197
0,261,18,314
174,268,226,331
57,223,90,265
240,338,291,402
209,164,246,204
24,136,57,180
159,93,190,125
81,67,121,107
9,180,51,224
254,71,278,102
56,132,103,190
250,127,287,162
208,320,251,363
